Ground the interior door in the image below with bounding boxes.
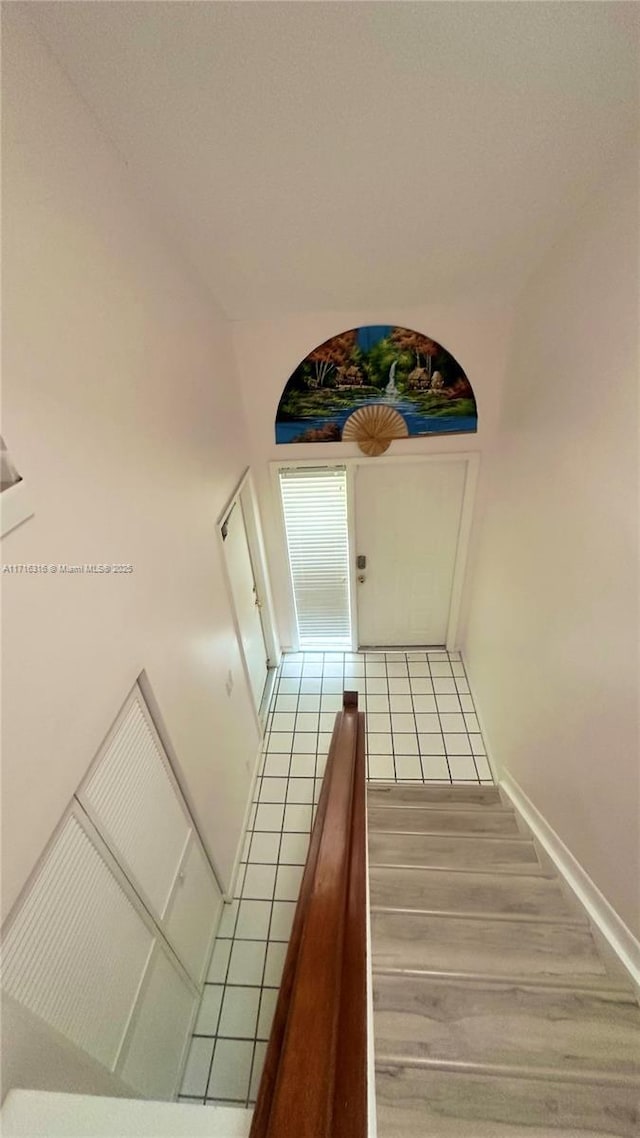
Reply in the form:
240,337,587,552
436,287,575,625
354,461,466,646
223,500,268,710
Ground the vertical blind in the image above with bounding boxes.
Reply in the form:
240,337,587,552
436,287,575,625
279,467,352,647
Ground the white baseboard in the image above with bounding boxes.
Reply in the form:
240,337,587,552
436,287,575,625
223,740,263,903
501,770,640,994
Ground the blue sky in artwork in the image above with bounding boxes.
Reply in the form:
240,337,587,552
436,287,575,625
356,325,393,352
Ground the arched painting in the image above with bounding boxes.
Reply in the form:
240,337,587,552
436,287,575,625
275,325,477,444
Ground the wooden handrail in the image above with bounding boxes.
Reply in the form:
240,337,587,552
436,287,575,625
249,692,367,1138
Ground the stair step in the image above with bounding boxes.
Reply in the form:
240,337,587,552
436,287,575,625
373,966,634,996
368,805,523,836
375,1064,640,1137
369,831,544,871
368,782,502,808
369,866,584,921
373,972,640,1078
371,911,611,981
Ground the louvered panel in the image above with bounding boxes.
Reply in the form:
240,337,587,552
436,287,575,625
280,467,352,646
2,814,154,1069
80,692,190,918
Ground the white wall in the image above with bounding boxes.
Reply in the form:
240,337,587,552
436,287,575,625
1,995,136,1102
464,156,639,938
1,9,259,932
232,304,512,646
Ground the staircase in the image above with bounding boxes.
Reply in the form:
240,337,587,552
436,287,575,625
368,782,640,1137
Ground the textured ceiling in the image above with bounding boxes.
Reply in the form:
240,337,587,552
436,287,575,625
28,1,639,319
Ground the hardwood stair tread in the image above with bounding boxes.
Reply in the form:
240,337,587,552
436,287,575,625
375,1064,640,1137
368,804,524,836
371,910,614,981
372,906,587,927
369,829,533,842
377,1057,640,1088
369,831,544,871
367,782,503,807
369,865,585,921
372,965,635,996
369,801,517,815
372,972,640,1078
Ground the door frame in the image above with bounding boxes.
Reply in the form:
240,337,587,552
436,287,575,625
271,452,480,652
217,469,279,731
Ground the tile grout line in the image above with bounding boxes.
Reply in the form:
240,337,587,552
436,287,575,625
410,649,428,783
387,651,399,783
430,653,453,786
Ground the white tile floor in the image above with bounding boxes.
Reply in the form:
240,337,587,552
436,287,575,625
179,648,492,1106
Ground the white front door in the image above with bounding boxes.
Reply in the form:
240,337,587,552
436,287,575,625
354,460,467,646
223,501,268,710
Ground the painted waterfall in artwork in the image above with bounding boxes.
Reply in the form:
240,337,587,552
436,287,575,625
275,325,477,444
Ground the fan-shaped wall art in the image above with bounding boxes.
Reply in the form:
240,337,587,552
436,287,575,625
274,325,477,449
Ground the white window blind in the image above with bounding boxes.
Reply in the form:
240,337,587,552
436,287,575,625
279,467,352,648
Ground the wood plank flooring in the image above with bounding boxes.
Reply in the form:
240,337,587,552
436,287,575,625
368,784,503,807
367,805,523,835
370,865,582,919
368,783,640,1137
372,910,608,978
373,974,640,1075
375,1065,640,1137
369,830,544,870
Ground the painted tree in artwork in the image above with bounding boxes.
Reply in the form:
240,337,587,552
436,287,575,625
390,327,439,372
307,329,357,386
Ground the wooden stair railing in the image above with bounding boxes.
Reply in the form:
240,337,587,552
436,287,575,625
249,692,367,1138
